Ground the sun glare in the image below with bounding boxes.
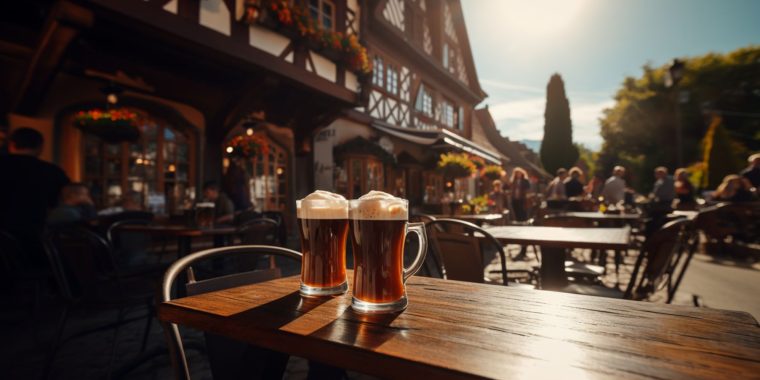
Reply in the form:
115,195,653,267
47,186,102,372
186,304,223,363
498,0,588,38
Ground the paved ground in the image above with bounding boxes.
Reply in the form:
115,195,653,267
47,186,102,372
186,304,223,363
4,235,758,379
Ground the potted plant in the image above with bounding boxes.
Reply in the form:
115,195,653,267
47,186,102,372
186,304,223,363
226,133,270,158
481,165,503,181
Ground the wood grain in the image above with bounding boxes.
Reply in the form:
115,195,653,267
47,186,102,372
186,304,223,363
118,224,238,237
485,226,631,250
557,212,643,221
159,272,760,379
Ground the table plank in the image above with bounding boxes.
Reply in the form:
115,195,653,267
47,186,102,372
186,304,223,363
159,273,760,380
485,226,631,250
557,212,643,221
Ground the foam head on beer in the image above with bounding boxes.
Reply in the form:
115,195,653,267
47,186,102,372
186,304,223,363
297,190,348,219
351,191,408,220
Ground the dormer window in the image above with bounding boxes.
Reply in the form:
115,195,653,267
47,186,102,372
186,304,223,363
309,0,335,31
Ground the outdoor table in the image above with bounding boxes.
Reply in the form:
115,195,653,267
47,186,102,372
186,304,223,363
158,272,760,380
431,213,505,226
118,224,238,258
485,226,631,289
668,210,699,220
555,211,642,222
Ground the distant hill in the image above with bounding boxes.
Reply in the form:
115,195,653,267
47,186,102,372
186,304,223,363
520,139,542,153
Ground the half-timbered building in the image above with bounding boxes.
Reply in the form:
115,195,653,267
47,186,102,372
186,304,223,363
313,0,504,211
1,0,369,225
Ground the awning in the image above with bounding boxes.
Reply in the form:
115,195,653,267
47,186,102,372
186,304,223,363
371,121,501,164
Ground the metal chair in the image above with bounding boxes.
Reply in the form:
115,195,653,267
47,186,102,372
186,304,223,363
424,219,535,286
160,245,303,380
41,225,156,378
562,219,693,301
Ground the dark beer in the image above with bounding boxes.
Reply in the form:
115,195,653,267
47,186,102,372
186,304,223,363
350,219,406,303
196,202,215,229
298,218,349,288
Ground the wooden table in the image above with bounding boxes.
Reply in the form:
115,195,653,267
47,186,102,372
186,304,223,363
668,210,698,220
118,224,238,257
159,273,760,380
485,226,631,288
556,211,642,222
431,214,505,226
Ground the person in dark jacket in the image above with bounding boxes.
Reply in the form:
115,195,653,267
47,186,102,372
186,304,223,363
564,167,585,198
0,128,70,265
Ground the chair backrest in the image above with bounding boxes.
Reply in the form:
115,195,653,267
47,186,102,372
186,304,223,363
536,215,596,228
161,245,302,380
43,225,118,301
626,218,691,300
424,219,509,284
410,214,437,224
106,219,152,248
237,218,280,245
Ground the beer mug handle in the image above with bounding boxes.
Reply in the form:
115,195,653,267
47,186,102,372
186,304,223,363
403,222,428,282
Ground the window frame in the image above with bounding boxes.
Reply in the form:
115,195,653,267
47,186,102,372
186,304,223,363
308,0,336,32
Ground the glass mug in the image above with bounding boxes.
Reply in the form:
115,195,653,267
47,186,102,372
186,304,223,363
195,202,215,229
349,193,427,313
297,194,349,296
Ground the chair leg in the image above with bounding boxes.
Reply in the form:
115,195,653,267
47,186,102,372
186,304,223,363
42,305,69,380
106,308,126,380
140,303,154,353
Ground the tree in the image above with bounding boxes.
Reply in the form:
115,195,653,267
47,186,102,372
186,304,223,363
540,74,578,174
599,46,760,192
701,115,746,189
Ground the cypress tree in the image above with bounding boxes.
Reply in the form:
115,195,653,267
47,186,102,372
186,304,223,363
701,115,746,189
540,74,578,174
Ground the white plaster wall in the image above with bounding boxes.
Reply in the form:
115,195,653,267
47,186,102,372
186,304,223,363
199,0,231,36
310,51,337,82
345,72,359,93
313,119,372,190
163,0,178,14
249,25,291,57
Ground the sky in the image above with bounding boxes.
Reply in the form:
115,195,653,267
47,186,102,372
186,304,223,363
461,0,760,150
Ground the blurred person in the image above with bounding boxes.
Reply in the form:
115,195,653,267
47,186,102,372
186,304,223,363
601,166,626,205
673,168,696,209
223,158,253,211
545,168,568,200
586,174,604,199
509,167,531,222
488,179,507,213
741,153,760,189
650,167,675,204
47,183,97,226
0,128,70,264
98,191,144,215
713,175,754,203
564,167,585,198
203,180,235,224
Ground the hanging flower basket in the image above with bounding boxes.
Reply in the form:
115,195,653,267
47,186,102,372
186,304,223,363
227,133,270,158
469,155,486,170
481,165,504,181
74,109,140,143
437,152,476,179
243,0,372,75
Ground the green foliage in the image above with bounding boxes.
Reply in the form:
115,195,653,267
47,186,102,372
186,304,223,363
575,143,598,177
437,152,476,179
480,165,503,181
469,194,489,214
599,46,760,192
701,116,747,189
541,74,579,174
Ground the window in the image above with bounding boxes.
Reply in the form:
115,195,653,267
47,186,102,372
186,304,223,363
441,101,455,128
335,157,385,199
82,110,193,214
386,65,398,95
234,134,288,212
458,106,464,130
415,84,433,117
372,56,384,87
309,0,335,31
442,43,449,68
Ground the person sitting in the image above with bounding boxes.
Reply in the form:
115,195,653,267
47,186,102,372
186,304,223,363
98,191,144,216
601,166,627,205
713,175,754,203
545,168,567,200
673,168,696,209
47,183,97,226
741,153,760,190
202,181,235,224
564,167,585,199
488,179,507,214
650,166,675,205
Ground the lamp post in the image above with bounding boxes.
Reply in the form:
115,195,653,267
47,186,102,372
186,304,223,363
665,59,685,167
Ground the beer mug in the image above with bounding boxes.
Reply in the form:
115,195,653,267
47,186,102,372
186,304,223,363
349,191,427,313
195,202,215,229
297,191,349,296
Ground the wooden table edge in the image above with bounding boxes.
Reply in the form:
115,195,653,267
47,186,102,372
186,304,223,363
157,302,491,380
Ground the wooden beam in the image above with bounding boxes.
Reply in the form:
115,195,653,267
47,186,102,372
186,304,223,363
12,1,93,114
